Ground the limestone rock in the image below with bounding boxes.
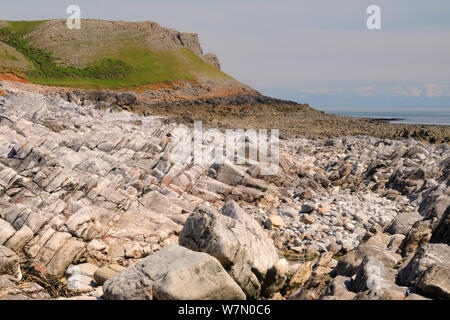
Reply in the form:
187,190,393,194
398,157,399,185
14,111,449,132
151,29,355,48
103,245,245,300
94,264,125,286
0,245,22,281
416,264,450,300
285,261,313,295
398,243,450,299
321,276,355,300
385,211,423,236
350,257,397,293
334,244,401,277
261,259,289,297
202,53,221,69
179,201,279,299
269,215,284,228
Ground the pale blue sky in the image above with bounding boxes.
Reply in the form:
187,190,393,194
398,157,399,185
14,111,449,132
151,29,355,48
1,0,450,110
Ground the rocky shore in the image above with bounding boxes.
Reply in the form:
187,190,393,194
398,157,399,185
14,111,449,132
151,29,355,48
0,81,449,300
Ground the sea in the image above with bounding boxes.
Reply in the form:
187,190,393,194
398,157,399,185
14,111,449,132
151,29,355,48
322,108,450,126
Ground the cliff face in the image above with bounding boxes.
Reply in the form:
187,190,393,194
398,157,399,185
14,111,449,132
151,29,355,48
0,19,253,92
26,20,220,69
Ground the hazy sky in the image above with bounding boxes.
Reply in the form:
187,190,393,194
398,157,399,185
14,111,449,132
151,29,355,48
1,0,450,110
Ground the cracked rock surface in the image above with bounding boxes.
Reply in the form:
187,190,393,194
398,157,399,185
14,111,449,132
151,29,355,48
0,81,449,300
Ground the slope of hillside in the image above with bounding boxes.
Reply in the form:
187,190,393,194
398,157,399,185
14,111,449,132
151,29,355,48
0,20,248,91
0,41,32,74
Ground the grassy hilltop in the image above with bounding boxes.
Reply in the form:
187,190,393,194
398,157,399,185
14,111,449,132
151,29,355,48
0,19,236,89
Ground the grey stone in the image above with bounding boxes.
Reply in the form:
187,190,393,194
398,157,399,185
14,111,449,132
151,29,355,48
398,243,450,290
0,245,22,281
416,264,450,300
104,245,245,300
385,211,423,236
334,244,401,277
179,201,279,299
93,264,125,285
351,256,396,293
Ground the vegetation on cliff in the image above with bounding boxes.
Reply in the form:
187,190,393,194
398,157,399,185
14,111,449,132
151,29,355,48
0,20,233,89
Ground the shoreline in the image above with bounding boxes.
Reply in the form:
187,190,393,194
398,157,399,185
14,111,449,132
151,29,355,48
1,79,450,144
321,110,450,127
0,81,449,301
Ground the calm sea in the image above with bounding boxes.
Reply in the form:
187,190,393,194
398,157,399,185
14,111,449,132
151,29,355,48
323,108,450,126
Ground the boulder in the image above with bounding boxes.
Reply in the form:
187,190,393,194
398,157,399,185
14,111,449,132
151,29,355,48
353,287,407,300
350,257,397,293
103,245,245,300
285,261,313,296
398,243,450,299
213,161,245,186
320,276,355,300
179,201,279,299
67,274,96,291
416,264,450,300
400,220,433,254
334,244,401,277
269,215,284,228
0,219,16,246
66,263,99,278
385,211,423,236
261,259,289,297
0,245,22,281
300,201,317,213
288,271,331,300
116,93,137,106
94,264,125,286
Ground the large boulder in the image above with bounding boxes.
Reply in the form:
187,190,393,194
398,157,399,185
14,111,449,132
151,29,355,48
179,201,279,299
353,287,407,300
334,244,401,277
398,243,450,299
320,276,356,300
103,245,245,300
385,211,423,236
430,204,450,244
400,220,433,255
416,264,450,300
419,186,450,243
350,257,398,293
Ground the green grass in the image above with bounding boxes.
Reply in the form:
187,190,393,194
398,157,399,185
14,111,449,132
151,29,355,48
0,20,233,89
0,48,19,61
0,40,32,75
29,47,231,89
1,26,135,83
1,20,49,36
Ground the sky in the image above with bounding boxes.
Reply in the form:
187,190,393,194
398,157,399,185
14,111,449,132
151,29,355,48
1,0,450,111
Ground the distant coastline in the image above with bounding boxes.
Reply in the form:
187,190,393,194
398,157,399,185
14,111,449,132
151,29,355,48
321,109,450,126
